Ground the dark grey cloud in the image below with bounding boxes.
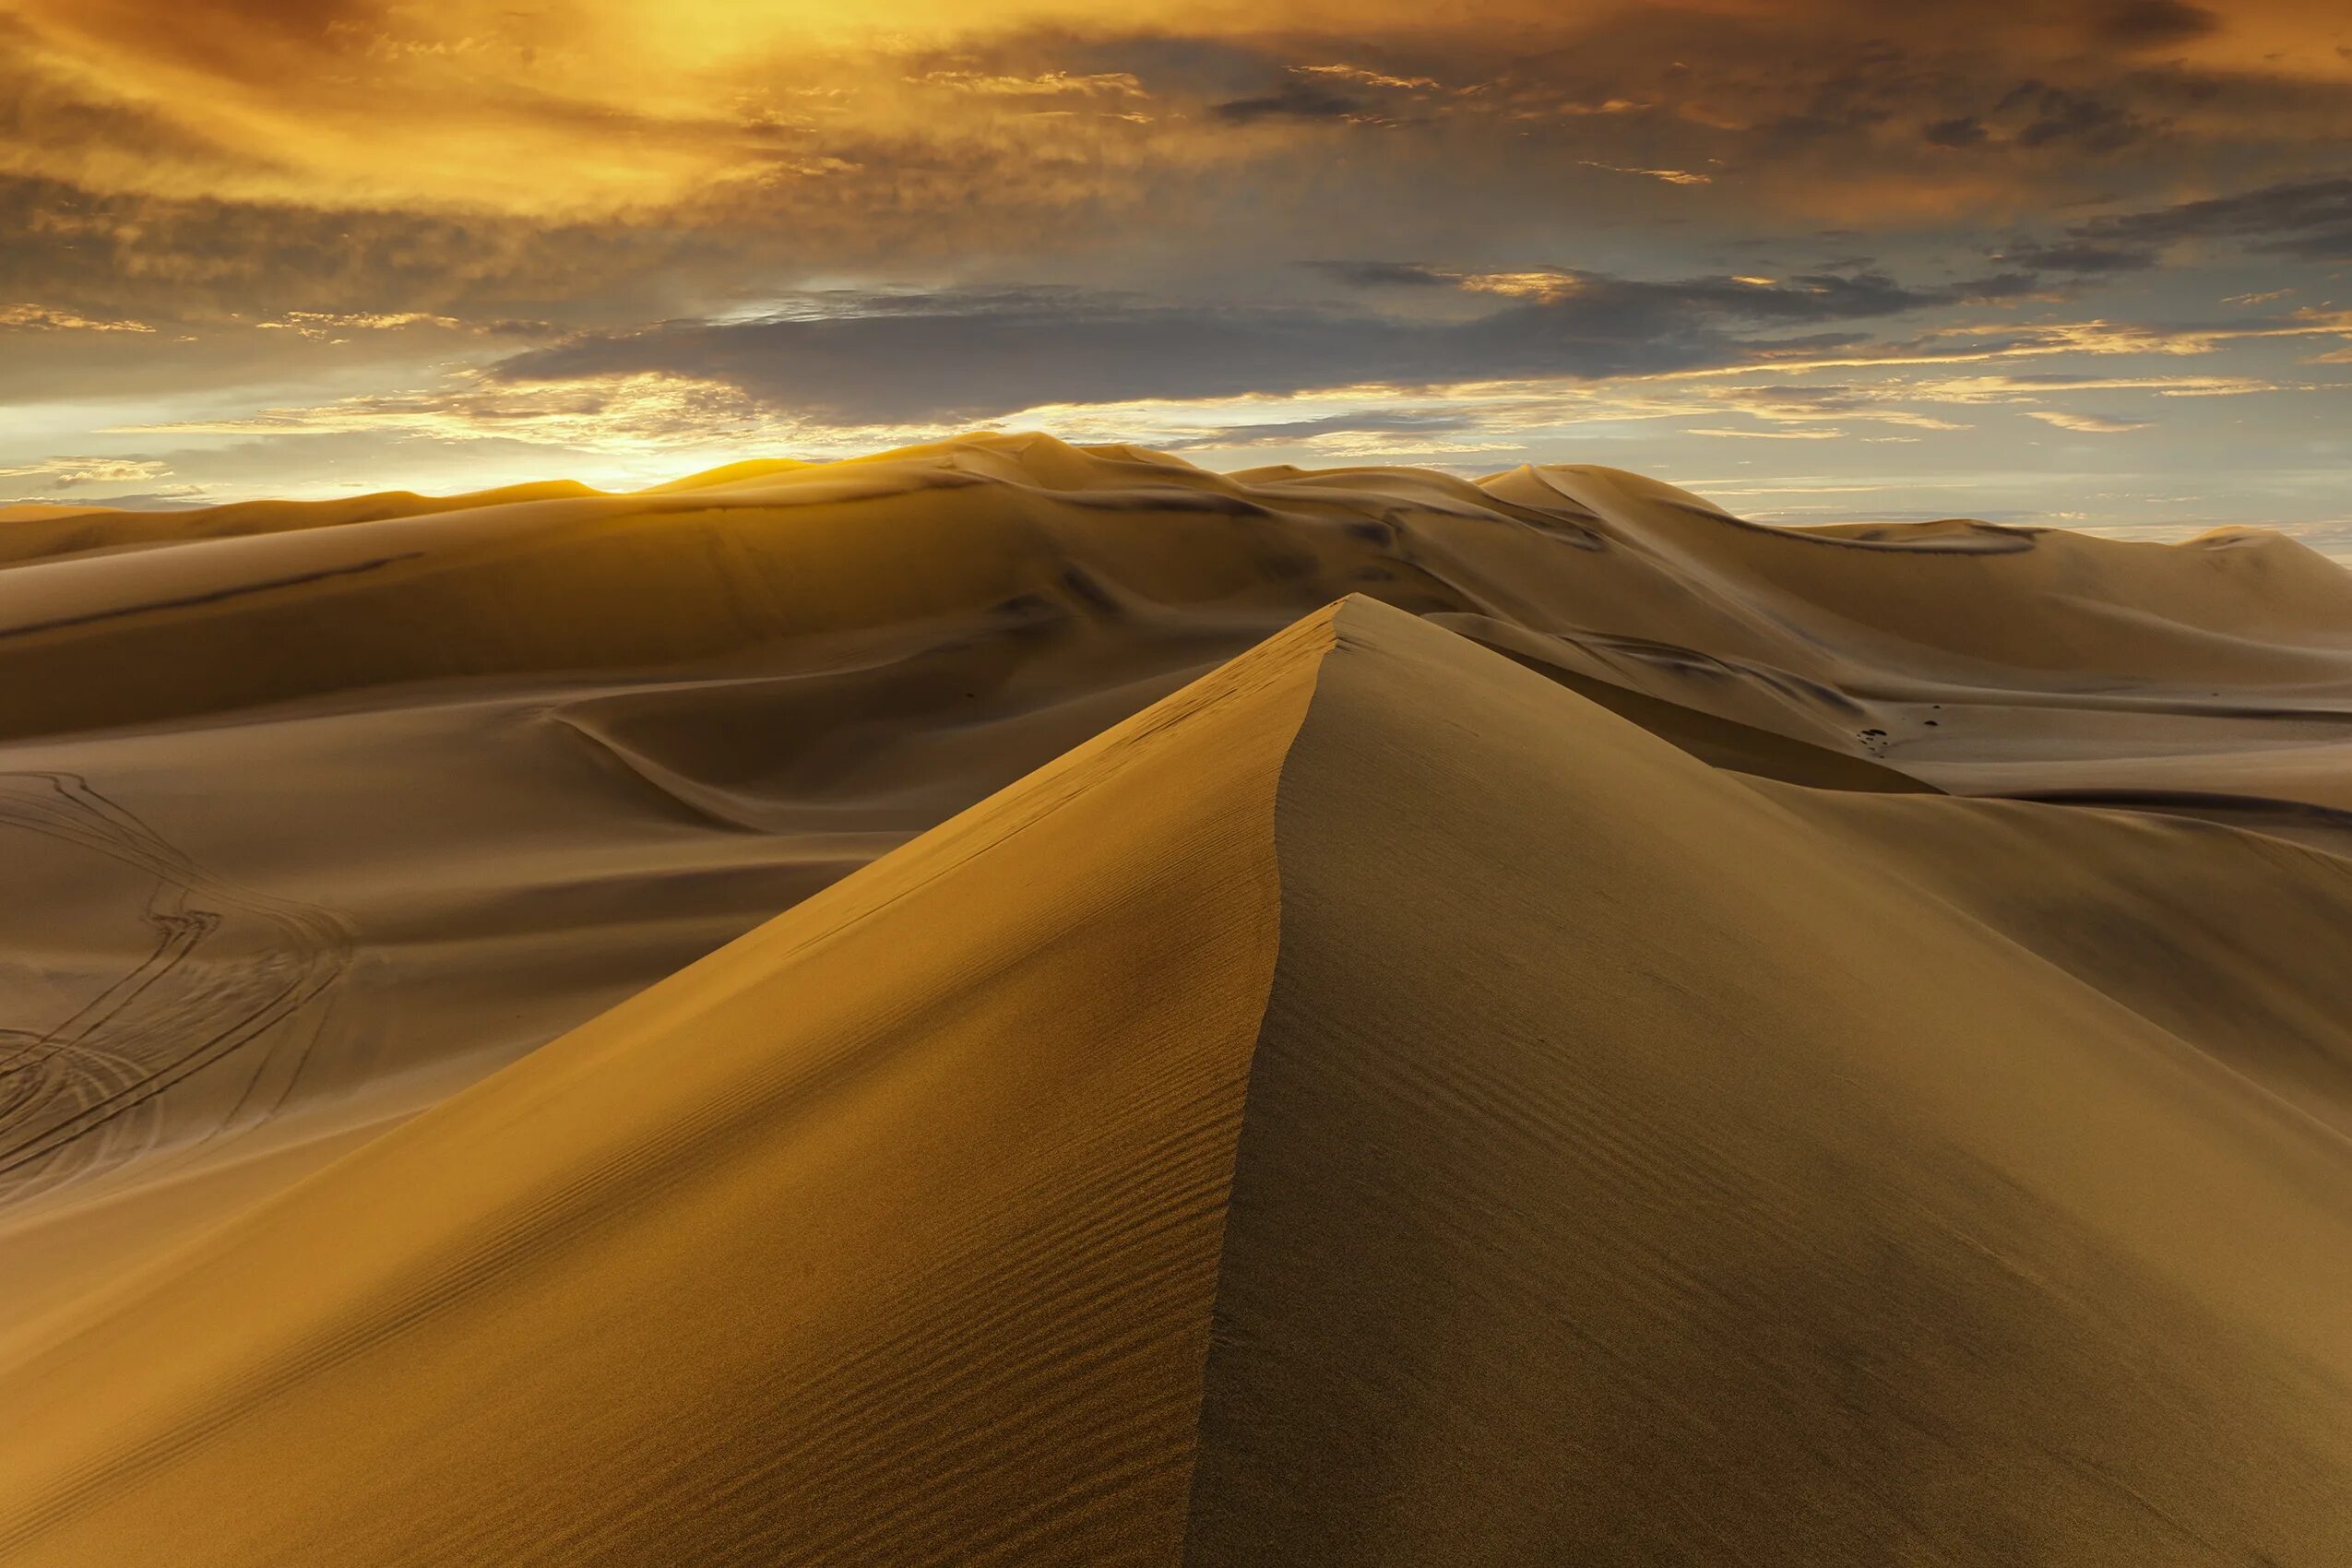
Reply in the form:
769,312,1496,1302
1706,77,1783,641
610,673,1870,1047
1994,241,2159,273
1309,261,1456,289
2093,0,2222,47
1324,263,2041,315
1004,30,1279,101
488,267,2039,425
1997,82,2149,153
496,293,1420,422
1212,77,1364,125
1160,409,1476,450
2073,173,2352,260
1942,169,2352,289
1923,116,1989,148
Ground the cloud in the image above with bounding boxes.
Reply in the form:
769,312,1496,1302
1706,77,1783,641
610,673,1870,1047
40,490,208,510
482,266,2065,426
1293,64,1440,92
2073,173,2352,260
0,302,153,332
1576,161,1713,185
1994,242,2158,273
2092,0,2222,47
1452,270,1594,303
2024,410,2155,432
1311,261,1456,289
1645,307,2352,380
1213,77,1368,124
1996,82,2150,154
909,69,1146,100
5,1,2342,248
1158,408,1475,451
495,294,1420,422
255,310,472,340
0,173,696,325
1686,426,1847,440
123,370,774,453
4,7,2346,333
0,455,174,490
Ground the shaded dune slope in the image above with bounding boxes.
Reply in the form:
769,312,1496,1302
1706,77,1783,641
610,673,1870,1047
1194,602,2352,1563
4,602,2351,1563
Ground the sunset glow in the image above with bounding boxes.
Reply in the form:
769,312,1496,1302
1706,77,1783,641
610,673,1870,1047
6,0,2350,546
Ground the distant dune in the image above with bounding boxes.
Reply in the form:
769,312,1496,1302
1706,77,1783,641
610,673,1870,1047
4,435,2352,1562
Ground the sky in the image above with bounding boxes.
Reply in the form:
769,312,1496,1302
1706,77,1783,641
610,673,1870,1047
4,0,2351,549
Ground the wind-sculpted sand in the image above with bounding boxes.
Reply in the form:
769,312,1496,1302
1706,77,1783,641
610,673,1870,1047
3,435,2351,1562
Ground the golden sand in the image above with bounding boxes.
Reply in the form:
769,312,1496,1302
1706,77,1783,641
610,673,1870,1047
4,436,2350,1561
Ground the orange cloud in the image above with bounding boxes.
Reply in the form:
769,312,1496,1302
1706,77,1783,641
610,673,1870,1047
0,303,153,332
7,0,2346,228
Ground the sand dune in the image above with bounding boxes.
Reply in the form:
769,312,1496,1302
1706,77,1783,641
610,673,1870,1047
4,436,2351,1560
4,598,2351,1562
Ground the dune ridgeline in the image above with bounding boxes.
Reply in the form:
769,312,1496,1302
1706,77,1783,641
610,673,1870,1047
4,433,2352,1563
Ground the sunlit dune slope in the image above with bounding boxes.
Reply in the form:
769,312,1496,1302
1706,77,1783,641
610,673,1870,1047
3,600,2350,1564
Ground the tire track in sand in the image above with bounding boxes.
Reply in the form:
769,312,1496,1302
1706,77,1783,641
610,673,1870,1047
0,772,353,1205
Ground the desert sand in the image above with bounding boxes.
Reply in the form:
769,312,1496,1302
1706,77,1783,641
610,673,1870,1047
3,434,2352,1562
